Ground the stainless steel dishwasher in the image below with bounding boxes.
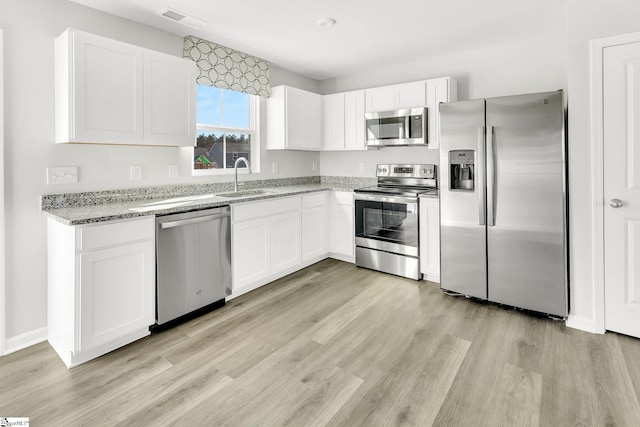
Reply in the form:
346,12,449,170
153,206,231,332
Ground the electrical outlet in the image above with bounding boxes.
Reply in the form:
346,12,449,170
168,164,178,178
359,162,365,173
272,162,279,173
130,165,142,181
47,166,78,185
312,161,318,172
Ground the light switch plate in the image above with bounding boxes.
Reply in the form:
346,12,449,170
312,161,318,172
130,165,142,181
47,166,78,185
359,162,365,173
272,162,279,173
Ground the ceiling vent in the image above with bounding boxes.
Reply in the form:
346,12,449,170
158,8,207,29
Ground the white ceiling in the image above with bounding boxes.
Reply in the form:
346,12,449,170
68,0,567,81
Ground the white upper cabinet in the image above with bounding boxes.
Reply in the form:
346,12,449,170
269,78,455,151
143,51,197,144
323,90,366,151
55,28,196,146
365,81,427,112
426,77,457,149
365,85,396,111
267,85,324,150
343,90,366,151
395,81,428,109
324,93,346,150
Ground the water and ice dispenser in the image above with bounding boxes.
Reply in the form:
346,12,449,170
449,150,475,191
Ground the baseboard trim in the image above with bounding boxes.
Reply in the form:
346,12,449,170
566,314,601,334
4,327,47,355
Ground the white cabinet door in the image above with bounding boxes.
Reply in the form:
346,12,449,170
344,90,366,151
270,211,301,273
324,93,346,150
232,217,270,291
55,29,196,146
331,192,354,259
79,240,154,352
365,81,427,112
302,209,329,261
286,86,324,150
65,30,144,143
419,198,440,282
144,51,196,146
395,81,427,109
365,86,396,112
426,77,456,149
268,86,324,150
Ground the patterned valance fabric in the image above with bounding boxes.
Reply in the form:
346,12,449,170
183,35,270,97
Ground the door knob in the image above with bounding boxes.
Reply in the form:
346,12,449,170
609,199,623,208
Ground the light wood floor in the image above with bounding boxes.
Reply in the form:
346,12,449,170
3,258,640,426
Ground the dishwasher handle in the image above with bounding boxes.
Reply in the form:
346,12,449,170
159,212,230,230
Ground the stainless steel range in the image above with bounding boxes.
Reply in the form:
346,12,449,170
354,164,437,280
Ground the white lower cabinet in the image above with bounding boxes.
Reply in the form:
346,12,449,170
419,197,440,282
231,196,302,297
270,211,302,272
231,191,353,298
301,193,329,261
330,191,355,261
47,216,155,368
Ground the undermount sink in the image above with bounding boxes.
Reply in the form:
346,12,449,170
215,189,277,198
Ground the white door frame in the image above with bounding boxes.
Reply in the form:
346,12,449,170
0,28,5,355
590,30,640,334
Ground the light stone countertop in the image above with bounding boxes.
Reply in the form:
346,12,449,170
41,183,364,226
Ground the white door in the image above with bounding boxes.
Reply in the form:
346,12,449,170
604,41,640,337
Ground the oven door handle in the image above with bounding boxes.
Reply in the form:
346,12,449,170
354,193,418,205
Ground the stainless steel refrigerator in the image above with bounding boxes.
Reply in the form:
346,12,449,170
439,90,568,317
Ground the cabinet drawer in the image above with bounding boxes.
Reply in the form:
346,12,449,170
302,192,328,209
80,217,154,251
233,196,300,222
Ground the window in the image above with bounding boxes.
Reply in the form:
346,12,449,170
193,85,259,173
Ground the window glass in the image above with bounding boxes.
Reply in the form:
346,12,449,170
223,90,250,128
225,133,251,168
194,85,257,172
196,85,222,126
194,131,223,169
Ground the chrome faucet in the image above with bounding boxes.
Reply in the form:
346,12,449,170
234,157,252,192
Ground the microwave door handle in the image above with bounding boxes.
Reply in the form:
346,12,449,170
478,127,486,226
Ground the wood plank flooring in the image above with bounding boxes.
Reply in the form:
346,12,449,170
3,258,640,426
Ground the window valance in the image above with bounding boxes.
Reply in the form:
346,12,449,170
183,35,270,97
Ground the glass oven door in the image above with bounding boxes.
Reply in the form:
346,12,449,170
354,194,419,257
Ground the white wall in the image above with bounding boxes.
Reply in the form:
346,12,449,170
0,0,319,346
318,18,568,177
566,0,640,330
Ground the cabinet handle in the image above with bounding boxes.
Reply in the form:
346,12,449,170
159,213,230,229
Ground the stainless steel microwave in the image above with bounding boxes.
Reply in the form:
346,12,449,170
365,107,427,147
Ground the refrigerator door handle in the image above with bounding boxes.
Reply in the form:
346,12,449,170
486,125,495,226
477,127,486,225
